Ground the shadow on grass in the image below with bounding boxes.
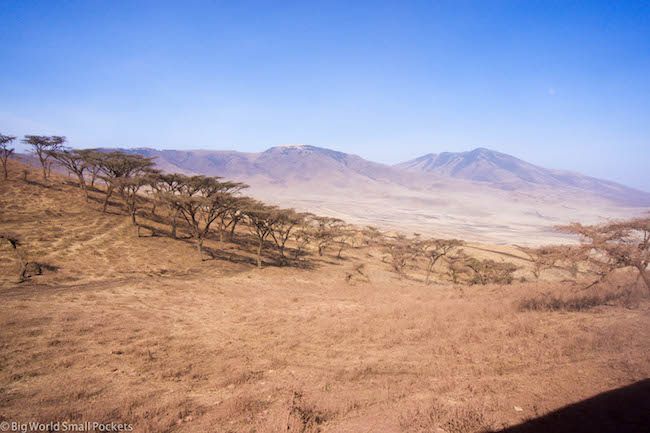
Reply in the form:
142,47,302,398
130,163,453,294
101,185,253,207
492,379,650,433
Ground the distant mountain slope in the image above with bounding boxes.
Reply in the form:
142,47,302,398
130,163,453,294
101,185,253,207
394,148,650,206
89,145,649,243
112,144,407,189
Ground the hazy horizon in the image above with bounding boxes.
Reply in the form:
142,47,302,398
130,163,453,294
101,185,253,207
2,1,649,190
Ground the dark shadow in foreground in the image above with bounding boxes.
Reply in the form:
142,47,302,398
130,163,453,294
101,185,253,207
492,379,650,433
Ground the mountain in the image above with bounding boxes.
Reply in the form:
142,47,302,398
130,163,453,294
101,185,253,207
102,145,650,244
394,148,650,206
113,144,408,190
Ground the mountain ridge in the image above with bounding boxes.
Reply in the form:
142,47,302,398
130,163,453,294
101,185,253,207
106,145,650,206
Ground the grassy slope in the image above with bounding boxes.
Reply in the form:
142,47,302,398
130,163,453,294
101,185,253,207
1,159,649,432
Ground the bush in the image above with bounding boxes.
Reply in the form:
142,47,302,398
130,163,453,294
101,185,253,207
518,292,627,312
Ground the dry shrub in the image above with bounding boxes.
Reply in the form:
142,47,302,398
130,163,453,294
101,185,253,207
399,399,493,433
517,291,632,312
286,391,332,433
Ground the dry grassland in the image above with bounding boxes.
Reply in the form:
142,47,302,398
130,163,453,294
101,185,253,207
1,160,649,432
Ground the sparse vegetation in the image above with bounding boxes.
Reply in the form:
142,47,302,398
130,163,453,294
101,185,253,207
0,133,16,180
22,135,66,179
1,153,649,433
558,218,650,291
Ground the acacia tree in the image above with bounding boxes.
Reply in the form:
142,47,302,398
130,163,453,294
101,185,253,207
225,197,254,238
171,176,247,260
465,258,519,285
151,173,187,238
0,134,16,180
333,225,356,259
269,209,308,262
94,151,156,212
80,149,104,187
244,202,281,269
558,217,650,291
313,216,345,256
383,235,419,278
22,135,66,179
447,251,475,284
518,245,581,280
116,171,160,236
213,186,250,246
417,238,464,284
362,226,383,246
47,149,90,200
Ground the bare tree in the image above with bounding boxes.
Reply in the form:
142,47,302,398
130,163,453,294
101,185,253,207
558,217,650,291
22,135,66,179
0,133,16,180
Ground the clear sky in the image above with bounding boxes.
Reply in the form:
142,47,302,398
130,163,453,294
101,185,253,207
1,0,649,191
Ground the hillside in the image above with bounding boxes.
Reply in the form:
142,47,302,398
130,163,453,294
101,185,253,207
101,145,650,245
1,158,649,432
395,148,650,206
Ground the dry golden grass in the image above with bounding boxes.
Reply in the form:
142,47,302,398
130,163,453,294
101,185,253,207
1,159,649,432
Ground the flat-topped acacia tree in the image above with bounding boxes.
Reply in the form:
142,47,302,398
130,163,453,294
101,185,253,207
116,171,161,236
150,173,187,238
312,216,345,256
170,176,248,260
270,209,309,262
416,238,465,284
47,149,91,200
0,133,16,180
559,217,650,291
244,201,282,269
93,151,157,212
22,135,66,179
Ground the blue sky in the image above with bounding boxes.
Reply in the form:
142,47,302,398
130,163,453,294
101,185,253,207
1,0,649,190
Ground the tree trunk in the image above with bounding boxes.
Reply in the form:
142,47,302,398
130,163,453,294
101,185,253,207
257,239,263,269
77,174,88,201
636,265,650,291
2,161,7,180
91,172,96,187
219,228,224,247
151,201,157,216
197,238,204,261
103,187,113,212
171,220,177,239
